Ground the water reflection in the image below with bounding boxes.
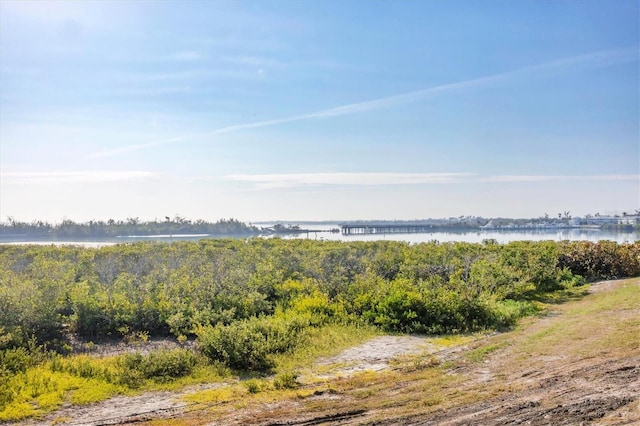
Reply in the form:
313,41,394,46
260,223,639,244
1,225,637,246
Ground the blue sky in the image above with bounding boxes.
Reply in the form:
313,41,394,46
1,0,638,222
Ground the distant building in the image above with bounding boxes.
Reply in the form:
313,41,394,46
582,216,621,225
618,215,640,225
482,219,496,229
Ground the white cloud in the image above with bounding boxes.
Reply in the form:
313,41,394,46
481,174,639,183
1,171,160,184
225,172,470,189
224,172,640,189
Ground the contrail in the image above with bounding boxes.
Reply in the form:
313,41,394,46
223,172,640,190
90,47,638,158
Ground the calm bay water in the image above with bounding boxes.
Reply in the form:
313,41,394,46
1,224,637,247
258,223,639,244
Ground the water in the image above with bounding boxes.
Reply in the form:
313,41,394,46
256,222,639,244
1,224,637,247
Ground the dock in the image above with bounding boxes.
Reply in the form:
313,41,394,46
340,222,435,235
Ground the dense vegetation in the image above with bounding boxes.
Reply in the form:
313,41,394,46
0,239,638,419
0,217,258,239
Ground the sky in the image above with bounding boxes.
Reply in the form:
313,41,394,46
0,0,638,223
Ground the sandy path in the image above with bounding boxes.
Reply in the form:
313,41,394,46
316,335,437,377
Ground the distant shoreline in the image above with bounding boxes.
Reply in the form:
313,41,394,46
2,226,638,246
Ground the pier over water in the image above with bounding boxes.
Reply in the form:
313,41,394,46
340,222,435,235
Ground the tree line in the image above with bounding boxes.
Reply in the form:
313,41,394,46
0,217,258,239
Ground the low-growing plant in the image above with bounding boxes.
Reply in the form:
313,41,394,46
123,330,150,345
402,355,440,372
244,378,264,393
273,372,299,390
0,347,33,376
466,343,506,362
487,299,540,329
0,365,121,421
117,348,202,386
196,315,307,372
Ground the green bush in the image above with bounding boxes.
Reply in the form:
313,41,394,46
558,241,640,280
116,348,201,386
486,299,540,328
196,316,307,372
244,379,264,393
0,347,32,377
273,372,298,389
0,340,50,379
49,354,114,383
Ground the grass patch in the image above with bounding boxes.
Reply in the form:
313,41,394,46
0,365,126,421
273,372,299,389
243,378,266,394
182,386,238,405
392,353,441,372
0,349,230,422
567,281,639,315
272,323,379,373
430,334,476,348
465,342,507,363
517,279,640,360
529,284,590,304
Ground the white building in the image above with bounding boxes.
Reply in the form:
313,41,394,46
618,215,640,225
582,216,619,225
